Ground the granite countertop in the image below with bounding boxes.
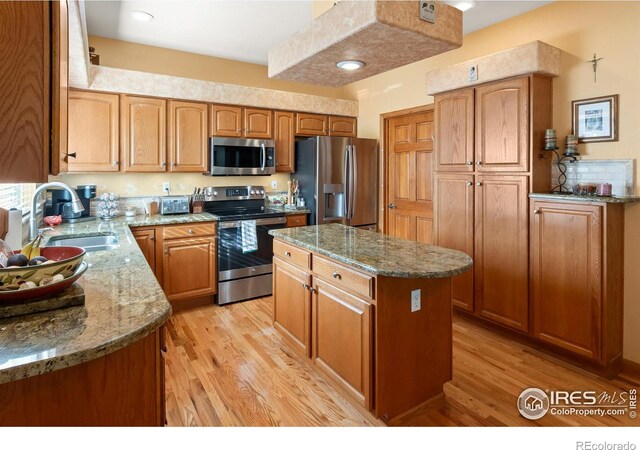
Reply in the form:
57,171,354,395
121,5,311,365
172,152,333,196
270,223,473,279
529,193,640,204
0,213,217,385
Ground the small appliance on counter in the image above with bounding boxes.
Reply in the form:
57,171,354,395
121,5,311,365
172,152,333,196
160,195,190,215
45,184,96,223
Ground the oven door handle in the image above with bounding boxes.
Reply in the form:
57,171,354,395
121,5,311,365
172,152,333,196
219,216,287,228
260,143,266,172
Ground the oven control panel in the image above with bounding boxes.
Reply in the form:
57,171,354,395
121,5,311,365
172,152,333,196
203,185,266,201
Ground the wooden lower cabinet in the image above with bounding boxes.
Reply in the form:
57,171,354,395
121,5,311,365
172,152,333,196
285,213,307,227
272,257,311,356
530,199,623,374
132,227,156,273
312,278,372,408
0,328,165,426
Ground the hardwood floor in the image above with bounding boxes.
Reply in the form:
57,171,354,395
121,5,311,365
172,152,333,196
165,297,638,427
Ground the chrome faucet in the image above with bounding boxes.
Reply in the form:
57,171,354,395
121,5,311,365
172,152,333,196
29,182,84,239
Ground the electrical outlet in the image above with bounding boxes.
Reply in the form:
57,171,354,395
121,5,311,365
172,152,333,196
162,182,170,194
411,289,421,312
469,65,478,82
271,180,278,190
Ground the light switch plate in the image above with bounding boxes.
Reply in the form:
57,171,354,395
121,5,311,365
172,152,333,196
271,180,278,190
411,289,421,312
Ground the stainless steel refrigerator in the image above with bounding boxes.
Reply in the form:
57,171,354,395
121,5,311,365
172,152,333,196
295,136,378,229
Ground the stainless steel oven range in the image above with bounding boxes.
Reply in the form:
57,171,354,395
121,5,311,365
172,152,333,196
202,185,286,305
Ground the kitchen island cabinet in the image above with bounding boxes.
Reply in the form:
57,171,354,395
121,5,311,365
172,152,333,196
270,224,472,422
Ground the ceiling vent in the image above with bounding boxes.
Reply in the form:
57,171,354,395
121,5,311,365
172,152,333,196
268,1,463,87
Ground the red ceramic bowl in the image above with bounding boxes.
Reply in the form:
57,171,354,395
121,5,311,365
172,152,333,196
0,246,86,287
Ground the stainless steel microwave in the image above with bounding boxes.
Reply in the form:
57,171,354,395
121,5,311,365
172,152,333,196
209,137,276,176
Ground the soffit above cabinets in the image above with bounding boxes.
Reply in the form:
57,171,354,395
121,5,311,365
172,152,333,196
268,1,463,87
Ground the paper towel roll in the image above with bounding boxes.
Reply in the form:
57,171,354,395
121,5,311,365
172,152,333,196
5,208,23,250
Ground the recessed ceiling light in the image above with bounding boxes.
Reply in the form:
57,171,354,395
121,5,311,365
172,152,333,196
129,10,154,22
336,60,365,71
451,1,476,12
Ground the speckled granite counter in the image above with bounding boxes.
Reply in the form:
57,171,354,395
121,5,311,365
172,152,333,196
530,193,640,203
0,213,217,384
270,223,472,278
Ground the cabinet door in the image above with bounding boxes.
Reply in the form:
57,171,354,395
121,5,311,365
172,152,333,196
434,88,474,172
209,104,242,137
121,96,166,172
244,108,272,139
167,100,208,172
285,214,307,228
68,90,120,172
475,175,529,331
272,257,311,357
51,0,68,175
274,111,295,173
132,228,156,274
531,201,602,360
296,113,328,136
312,279,373,409
162,236,217,301
434,173,474,312
329,116,357,137
475,77,529,172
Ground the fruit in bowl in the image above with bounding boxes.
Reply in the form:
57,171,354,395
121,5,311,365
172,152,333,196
0,238,85,290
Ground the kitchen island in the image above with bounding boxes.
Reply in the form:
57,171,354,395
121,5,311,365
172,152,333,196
0,213,216,426
269,224,473,423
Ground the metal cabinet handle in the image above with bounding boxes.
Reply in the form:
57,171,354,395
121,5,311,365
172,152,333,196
332,272,342,280
284,251,291,257
466,160,473,165
187,229,194,234
303,283,309,290
309,287,316,294
476,182,482,186
533,209,541,214
68,152,77,159
172,162,177,167
113,161,119,167
389,203,396,209
466,181,473,186
476,161,482,165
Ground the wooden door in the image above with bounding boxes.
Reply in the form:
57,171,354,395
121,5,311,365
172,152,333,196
296,113,328,136
272,257,312,357
68,90,120,172
244,108,272,139
329,116,357,137
475,77,529,172
167,100,208,172
434,173,474,311
132,228,156,274
475,175,529,332
162,236,217,301
274,111,295,172
387,110,434,244
121,95,166,172
434,88,474,172
209,104,242,137
531,201,602,360
312,278,372,409
0,1,49,182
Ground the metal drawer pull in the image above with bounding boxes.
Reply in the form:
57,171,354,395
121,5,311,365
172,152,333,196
303,283,309,290
476,182,482,186
284,251,291,257
188,229,194,234
466,161,473,165
476,161,482,165
332,272,342,280
533,209,541,214
466,181,473,186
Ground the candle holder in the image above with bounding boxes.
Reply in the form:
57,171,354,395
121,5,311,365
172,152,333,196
542,147,580,194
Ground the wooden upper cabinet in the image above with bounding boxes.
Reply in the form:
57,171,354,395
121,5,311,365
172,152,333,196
167,100,208,172
475,77,529,172
474,175,529,332
0,1,50,182
434,88,474,172
434,173,474,312
121,95,166,172
51,0,69,176
68,90,120,172
329,116,357,137
296,113,328,136
274,111,295,173
244,108,272,139
209,104,242,137
531,201,603,361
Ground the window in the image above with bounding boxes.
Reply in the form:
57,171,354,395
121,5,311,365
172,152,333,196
0,183,36,214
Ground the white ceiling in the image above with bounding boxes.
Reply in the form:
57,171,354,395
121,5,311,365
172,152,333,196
85,0,550,65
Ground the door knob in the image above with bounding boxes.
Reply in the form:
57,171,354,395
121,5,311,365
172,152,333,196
389,203,396,209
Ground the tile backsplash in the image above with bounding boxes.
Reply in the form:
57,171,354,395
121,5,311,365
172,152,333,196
551,159,635,196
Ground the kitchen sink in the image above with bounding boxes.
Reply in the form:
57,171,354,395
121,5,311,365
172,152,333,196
47,233,120,253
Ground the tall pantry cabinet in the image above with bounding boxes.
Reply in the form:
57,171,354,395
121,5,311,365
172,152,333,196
434,74,552,332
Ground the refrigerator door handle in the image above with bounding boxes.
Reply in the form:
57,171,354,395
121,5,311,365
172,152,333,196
349,145,357,219
343,145,350,220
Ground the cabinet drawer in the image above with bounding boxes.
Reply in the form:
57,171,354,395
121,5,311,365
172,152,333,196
313,255,374,300
286,214,307,228
162,223,216,240
273,239,310,270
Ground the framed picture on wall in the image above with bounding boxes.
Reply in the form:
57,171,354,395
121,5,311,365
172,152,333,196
572,94,618,143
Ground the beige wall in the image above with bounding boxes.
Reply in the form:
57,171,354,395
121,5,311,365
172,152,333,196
343,1,640,363
87,35,349,100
